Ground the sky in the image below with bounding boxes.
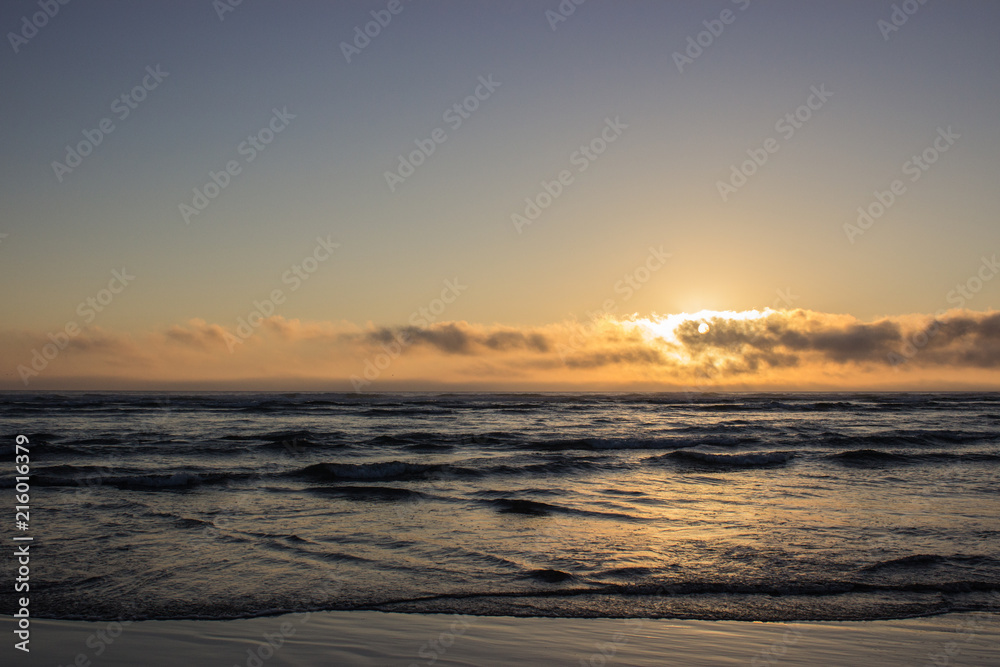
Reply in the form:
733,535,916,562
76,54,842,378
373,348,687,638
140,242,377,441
1,0,999,390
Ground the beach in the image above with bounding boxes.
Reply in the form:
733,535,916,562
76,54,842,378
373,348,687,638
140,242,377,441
8,611,999,666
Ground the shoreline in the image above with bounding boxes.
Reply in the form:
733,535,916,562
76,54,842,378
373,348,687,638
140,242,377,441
7,610,998,666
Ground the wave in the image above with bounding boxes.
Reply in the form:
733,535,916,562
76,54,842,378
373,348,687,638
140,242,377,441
61,436,125,445
828,449,909,465
487,497,638,520
34,463,114,476
292,456,625,484
655,450,795,468
96,472,209,489
27,454,618,493
381,579,1000,602
514,457,614,475
358,407,457,417
496,403,547,411
403,443,454,452
222,429,345,443
258,435,346,452
26,577,1000,623
30,465,258,490
685,400,859,413
526,438,623,451
828,449,1000,466
525,435,756,451
694,403,772,412
527,569,574,582
173,516,215,529
861,554,997,571
295,461,469,482
802,401,856,410
306,485,429,502
365,432,509,447
490,498,559,516
470,487,563,498
816,429,992,449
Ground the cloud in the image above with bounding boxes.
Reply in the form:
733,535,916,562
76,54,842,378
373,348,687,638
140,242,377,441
164,318,230,350
670,309,1000,370
362,323,551,355
2,309,999,390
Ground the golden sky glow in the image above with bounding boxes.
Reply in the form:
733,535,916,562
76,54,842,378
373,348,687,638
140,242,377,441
5,308,998,390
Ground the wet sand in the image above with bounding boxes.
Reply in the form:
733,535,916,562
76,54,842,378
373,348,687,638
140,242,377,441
7,611,999,666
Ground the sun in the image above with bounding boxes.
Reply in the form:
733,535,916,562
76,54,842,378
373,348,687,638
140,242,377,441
620,309,773,344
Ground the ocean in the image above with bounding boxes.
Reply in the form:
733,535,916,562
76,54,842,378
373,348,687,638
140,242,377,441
3,392,999,623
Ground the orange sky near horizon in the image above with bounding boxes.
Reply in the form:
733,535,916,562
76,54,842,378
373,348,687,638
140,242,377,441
4,308,999,391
